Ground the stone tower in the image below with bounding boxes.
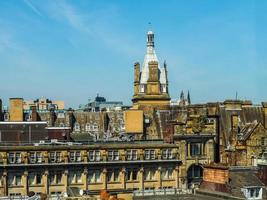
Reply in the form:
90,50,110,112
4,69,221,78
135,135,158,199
131,31,170,139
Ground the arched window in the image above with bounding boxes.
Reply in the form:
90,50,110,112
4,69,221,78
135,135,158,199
74,123,80,132
187,164,203,187
93,123,98,132
85,123,91,132
140,84,145,93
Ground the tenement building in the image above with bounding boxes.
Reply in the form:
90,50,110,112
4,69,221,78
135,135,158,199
0,142,181,199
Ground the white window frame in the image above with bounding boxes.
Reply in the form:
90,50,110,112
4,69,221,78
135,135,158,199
29,152,43,164
144,168,156,181
162,149,173,160
88,170,101,183
69,151,81,162
8,152,21,164
107,169,120,182
161,168,174,180
49,152,61,163
88,150,101,161
107,150,119,161
126,150,137,160
144,149,155,160
68,170,82,184
8,174,22,186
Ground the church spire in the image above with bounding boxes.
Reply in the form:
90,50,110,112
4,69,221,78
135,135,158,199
180,90,185,101
187,90,191,105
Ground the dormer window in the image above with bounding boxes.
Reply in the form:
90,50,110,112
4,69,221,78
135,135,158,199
242,187,262,200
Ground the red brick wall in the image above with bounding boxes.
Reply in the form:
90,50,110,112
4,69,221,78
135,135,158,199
203,167,229,184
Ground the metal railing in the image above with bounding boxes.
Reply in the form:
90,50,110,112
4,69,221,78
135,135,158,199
133,188,192,196
0,195,39,200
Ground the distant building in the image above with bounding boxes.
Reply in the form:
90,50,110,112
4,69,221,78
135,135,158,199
171,90,191,106
23,97,64,111
84,95,123,112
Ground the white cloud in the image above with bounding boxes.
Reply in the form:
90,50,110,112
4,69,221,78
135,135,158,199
23,0,43,17
41,1,139,56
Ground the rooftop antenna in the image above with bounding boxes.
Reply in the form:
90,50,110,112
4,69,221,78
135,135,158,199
235,91,238,100
148,22,153,31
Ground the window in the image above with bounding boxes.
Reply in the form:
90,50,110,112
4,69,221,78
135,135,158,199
8,152,21,164
69,151,81,162
28,172,42,185
144,149,155,160
10,193,22,196
261,137,265,146
107,150,119,161
49,152,61,163
49,171,62,185
8,174,22,186
74,123,80,131
190,143,202,156
161,84,167,93
162,149,173,159
161,168,174,180
88,170,101,183
126,169,138,181
126,150,137,160
107,169,120,182
68,170,82,184
4,113,9,121
244,187,262,199
85,123,91,132
188,165,203,180
93,123,98,131
144,168,156,181
140,84,145,93
88,150,101,161
29,152,43,164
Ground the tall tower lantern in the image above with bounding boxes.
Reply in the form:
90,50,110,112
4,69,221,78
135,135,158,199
130,30,171,139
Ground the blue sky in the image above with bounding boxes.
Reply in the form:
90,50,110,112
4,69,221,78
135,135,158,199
0,0,266,108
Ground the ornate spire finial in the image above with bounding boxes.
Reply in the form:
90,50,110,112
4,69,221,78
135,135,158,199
147,23,154,48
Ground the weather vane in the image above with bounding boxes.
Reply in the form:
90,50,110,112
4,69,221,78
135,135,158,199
148,22,152,30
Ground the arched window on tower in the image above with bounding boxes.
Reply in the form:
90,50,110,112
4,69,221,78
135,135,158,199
140,84,145,93
161,84,167,93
